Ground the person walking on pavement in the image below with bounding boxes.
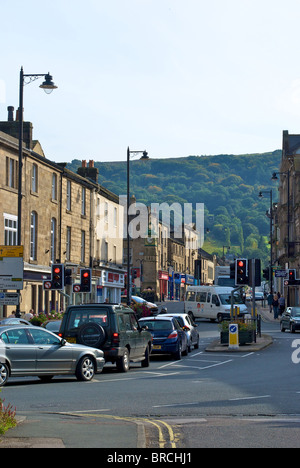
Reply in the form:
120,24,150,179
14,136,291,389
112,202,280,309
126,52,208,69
279,295,285,316
272,293,279,319
267,292,273,314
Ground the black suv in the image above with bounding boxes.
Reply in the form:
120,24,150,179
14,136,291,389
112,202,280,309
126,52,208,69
59,303,152,372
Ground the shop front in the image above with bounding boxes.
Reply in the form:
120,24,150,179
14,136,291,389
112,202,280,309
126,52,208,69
96,269,125,303
158,270,168,301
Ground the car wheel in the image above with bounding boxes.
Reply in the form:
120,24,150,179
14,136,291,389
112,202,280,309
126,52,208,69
75,356,95,381
116,349,130,372
280,322,286,332
141,345,150,367
77,323,106,348
173,343,182,360
0,363,9,387
194,335,200,349
290,323,296,333
217,313,223,323
187,341,192,353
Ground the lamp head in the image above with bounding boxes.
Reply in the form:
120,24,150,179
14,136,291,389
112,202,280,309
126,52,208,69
39,73,58,94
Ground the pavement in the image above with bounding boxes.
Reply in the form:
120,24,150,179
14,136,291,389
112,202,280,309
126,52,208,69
0,302,276,448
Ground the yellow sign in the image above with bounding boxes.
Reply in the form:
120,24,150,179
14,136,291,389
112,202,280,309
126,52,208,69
228,323,239,349
0,246,24,258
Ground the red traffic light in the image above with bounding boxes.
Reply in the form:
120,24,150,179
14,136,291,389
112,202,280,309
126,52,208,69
238,260,244,267
82,272,89,278
53,267,61,274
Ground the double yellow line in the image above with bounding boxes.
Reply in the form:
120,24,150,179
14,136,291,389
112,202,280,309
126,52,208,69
62,412,178,448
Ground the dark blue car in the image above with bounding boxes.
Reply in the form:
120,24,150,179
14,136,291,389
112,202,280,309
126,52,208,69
139,316,188,360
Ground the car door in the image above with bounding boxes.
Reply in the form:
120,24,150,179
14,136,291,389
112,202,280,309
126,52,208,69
0,328,36,374
122,313,138,358
29,328,73,373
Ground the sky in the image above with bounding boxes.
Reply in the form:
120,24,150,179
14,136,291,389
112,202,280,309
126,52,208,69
1,0,300,163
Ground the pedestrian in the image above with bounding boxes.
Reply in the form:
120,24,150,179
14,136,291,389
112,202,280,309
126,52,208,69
24,309,34,321
279,295,285,316
267,292,273,314
272,293,279,319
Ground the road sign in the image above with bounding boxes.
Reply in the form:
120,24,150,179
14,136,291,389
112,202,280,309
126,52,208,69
0,246,23,257
0,292,20,306
275,270,287,278
73,284,81,292
0,257,24,290
43,281,52,290
229,323,239,350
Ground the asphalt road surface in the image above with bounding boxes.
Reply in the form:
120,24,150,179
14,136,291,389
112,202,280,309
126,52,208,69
1,302,300,448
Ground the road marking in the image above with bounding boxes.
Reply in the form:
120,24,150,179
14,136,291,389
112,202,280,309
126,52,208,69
229,395,271,401
57,412,177,448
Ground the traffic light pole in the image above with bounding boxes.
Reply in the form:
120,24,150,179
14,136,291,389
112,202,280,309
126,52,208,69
230,285,244,319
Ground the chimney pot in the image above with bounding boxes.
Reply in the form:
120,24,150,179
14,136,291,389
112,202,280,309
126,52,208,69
82,160,87,168
89,160,94,168
7,106,14,121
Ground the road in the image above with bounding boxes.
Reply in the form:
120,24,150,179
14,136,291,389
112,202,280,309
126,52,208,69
1,301,300,448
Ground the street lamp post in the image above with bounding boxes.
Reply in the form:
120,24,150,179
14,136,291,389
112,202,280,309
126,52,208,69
258,189,273,293
16,67,57,316
126,147,148,306
272,170,290,261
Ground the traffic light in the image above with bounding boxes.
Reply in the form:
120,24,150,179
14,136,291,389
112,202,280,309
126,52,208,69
230,262,235,279
248,258,261,287
235,258,248,285
263,267,270,280
288,269,296,285
64,268,73,285
132,268,138,279
80,268,92,293
51,264,64,290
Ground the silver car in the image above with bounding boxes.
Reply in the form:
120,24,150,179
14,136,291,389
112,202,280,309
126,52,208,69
0,325,105,386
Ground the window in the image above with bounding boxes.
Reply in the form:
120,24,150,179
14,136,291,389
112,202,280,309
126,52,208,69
30,211,37,260
52,173,57,200
81,187,86,216
104,202,108,223
32,163,38,193
50,218,56,263
4,213,17,246
66,180,71,211
66,226,71,261
30,328,61,345
186,291,196,302
196,292,207,302
2,328,30,344
81,230,85,263
114,207,117,227
6,157,18,189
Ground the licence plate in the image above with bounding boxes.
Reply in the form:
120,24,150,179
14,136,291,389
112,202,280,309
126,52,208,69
66,337,77,343
153,345,161,350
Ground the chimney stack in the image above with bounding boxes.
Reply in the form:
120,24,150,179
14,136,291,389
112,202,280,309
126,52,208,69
7,106,14,121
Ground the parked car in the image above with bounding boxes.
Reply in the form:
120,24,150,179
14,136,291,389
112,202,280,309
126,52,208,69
250,291,264,302
42,320,62,335
164,313,199,352
121,295,159,316
138,316,188,360
280,307,300,333
0,325,105,387
0,318,31,326
59,303,152,372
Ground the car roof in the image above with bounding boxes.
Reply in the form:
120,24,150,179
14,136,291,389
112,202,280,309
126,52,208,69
139,316,175,321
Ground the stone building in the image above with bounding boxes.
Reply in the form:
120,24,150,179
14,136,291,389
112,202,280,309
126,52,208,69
0,111,125,317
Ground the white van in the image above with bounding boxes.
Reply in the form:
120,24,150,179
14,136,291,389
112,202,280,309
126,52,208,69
184,285,247,322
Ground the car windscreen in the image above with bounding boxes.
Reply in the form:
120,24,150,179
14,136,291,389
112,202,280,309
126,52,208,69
140,320,173,331
67,308,109,331
291,308,300,317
